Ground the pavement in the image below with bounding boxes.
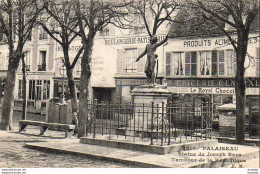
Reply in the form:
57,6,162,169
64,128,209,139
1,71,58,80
17,129,259,168
0,125,259,168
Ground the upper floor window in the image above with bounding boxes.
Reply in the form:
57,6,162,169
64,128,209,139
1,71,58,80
166,52,184,76
38,51,47,71
125,48,138,73
212,50,225,76
39,28,48,40
226,49,236,77
129,15,146,35
199,51,211,76
117,48,145,74
166,50,234,77
99,24,115,36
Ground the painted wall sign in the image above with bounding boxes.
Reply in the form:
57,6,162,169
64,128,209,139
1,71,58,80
168,86,259,95
104,35,166,46
183,36,259,48
167,78,260,88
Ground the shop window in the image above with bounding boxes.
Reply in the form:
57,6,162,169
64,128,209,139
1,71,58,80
43,80,50,100
212,50,225,76
29,80,35,100
226,49,236,77
38,51,47,71
28,80,50,100
185,51,197,76
199,51,211,76
18,80,23,99
125,48,138,73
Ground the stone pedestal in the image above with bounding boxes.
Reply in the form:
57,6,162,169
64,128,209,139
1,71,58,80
130,84,171,131
217,104,236,138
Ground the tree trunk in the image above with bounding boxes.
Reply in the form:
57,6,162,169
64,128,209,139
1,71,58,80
63,50,78,113
77,38,94,138
235,32,248,144
0,68,18,130
21,55,27,120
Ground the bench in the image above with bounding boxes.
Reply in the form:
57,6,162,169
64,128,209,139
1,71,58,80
19,120,76,138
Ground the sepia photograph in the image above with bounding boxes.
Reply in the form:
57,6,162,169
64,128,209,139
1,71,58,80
0,0,259,173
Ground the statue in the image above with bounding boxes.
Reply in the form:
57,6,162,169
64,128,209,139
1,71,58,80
136,35,168,84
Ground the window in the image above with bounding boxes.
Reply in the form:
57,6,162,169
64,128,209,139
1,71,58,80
226,49,236,77
18,80,23,99
166,52,185,77
199,51,211,76
125,48,137,73
185,52,197,76
99,24,115,36
129,16,146,34
38,51,47,71
21,51,31,71
212,50,225,76
29,80,35,100
256,48,260,76
39,28,48,40
43,80,50,100
173,52,184,76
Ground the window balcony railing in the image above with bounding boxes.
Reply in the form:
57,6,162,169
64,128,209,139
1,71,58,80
25,65,30,71
37,64,46,71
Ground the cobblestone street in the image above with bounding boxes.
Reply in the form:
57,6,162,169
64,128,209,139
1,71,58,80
0,131,135,168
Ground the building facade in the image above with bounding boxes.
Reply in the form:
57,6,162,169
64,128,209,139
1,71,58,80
164,33,260,113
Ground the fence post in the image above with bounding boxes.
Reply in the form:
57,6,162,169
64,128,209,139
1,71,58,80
161,101,165,146
93,99,97,138
151,101,154,145
85,99,90,137
168,102,172,145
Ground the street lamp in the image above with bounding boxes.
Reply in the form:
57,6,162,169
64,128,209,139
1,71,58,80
59,58,66,104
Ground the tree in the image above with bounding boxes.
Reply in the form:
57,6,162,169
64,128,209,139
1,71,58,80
72,0,129,138
188,0,259,144
40,0,83,116
0,0,45,130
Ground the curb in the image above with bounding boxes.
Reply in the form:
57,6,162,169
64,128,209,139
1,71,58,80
24,143,170,168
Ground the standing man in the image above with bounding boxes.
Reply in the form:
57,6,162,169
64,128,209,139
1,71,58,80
136,35,168,84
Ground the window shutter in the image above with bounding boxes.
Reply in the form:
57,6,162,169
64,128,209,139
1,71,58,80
218,50,225,76
256,48,260,76
137,48,145,73
117,49,124,73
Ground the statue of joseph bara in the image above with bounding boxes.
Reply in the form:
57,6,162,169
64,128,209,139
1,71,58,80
136,35,168,84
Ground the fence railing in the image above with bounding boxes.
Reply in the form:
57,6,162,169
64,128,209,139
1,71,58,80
84,100,213,145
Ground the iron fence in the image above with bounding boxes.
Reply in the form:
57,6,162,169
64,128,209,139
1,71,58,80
84,100,213,145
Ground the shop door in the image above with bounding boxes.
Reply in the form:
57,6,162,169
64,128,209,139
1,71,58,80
249,97,259,138
93,88,112,103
